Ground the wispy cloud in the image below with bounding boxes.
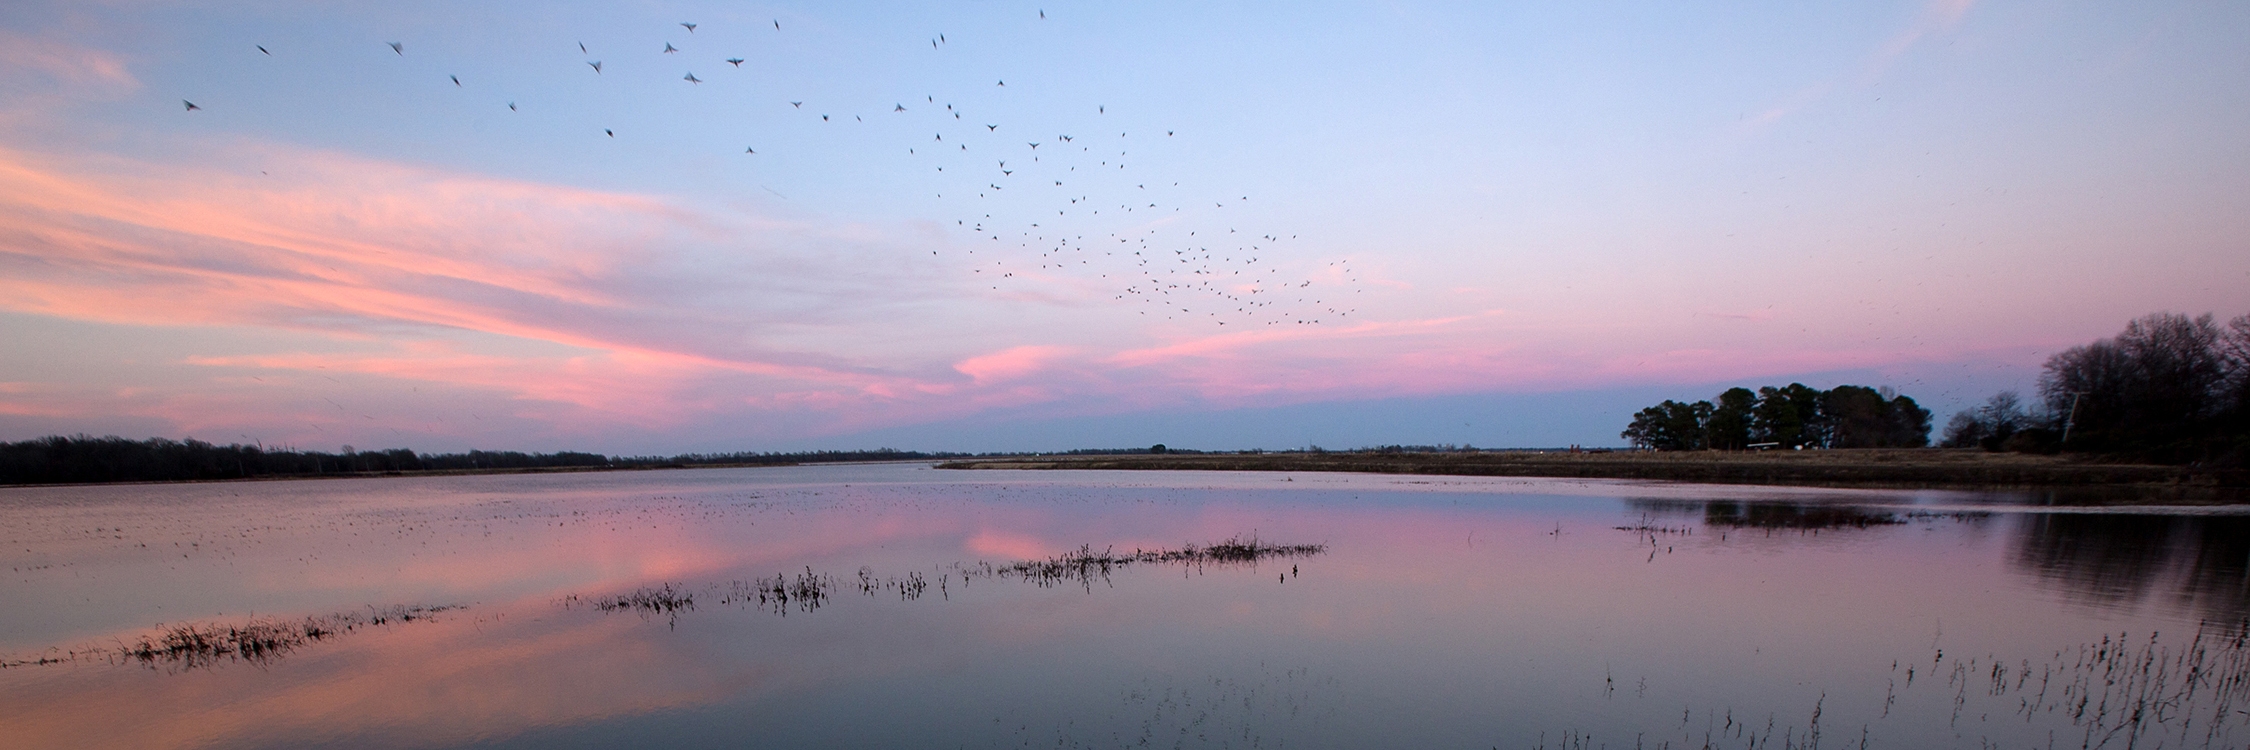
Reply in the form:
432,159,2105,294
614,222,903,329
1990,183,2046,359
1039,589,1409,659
1735,0,1977,135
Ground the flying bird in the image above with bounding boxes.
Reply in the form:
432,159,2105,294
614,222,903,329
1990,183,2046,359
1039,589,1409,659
662,42,678,54
1040,9,1045,18
895,103,906,111
508,102,516,111
774,20,780,30
745,147,755,153
588,61,602,73
257,45,270,55
450,75,461,86
605,129,614,137
997,80,1005,86
680,22,696,33
727,58,744,67
683,72,701,84
986,124,997,131
182,100,200,111
579,41,587,53
791,101,802,108
1028,142,1039,149
388,42,403,55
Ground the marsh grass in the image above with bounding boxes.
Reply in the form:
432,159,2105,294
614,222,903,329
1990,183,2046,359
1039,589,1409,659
1540,621,2250,749
0,604,461,671
987,536,1326,589
572,535,1327,620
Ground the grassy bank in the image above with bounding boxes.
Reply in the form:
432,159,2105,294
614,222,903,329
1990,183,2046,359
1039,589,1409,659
937,449,2248,495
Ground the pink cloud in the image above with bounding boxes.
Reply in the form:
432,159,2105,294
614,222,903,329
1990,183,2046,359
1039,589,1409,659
954,345,1077,384
0,135,2038,449
0,31,138,92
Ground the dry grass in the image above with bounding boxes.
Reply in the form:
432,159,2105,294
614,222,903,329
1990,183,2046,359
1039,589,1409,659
940,449,2246,495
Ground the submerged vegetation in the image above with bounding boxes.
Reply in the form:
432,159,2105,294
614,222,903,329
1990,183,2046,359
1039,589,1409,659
1528,623,2250,750
574,536,1326,620
1,605,460,671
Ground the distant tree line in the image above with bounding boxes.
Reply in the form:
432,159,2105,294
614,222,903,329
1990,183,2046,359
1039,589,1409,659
0,436,977,486
1621,384,1932,451
1945,312,2249,465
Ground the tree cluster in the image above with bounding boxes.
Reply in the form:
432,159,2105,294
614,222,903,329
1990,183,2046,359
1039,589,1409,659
1622,384,1932,451
0,436,616,485
0,436,973,486
1946,312,2250,464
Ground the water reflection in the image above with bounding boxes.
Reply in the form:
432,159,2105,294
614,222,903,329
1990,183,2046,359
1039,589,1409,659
1625,496,2250,622
7,467,2250,749
2013,513,2250,622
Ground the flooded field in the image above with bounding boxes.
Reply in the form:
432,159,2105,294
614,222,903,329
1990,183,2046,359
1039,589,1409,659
3,464,2247,749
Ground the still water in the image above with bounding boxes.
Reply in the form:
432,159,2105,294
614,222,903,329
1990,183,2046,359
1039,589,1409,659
2,464,2246,749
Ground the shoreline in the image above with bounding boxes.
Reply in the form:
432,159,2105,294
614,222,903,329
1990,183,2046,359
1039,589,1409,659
936,450,2248,498
0,458,955,491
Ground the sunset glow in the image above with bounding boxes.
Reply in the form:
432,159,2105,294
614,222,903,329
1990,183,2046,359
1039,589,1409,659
2,1,2244,452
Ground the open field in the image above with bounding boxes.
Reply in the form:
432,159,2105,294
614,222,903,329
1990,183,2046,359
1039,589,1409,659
939,449,2248,495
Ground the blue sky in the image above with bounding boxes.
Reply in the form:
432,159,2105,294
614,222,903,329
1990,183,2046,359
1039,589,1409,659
0,0,2244,453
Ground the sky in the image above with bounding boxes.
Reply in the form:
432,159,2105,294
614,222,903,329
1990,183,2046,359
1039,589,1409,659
1,0,2245,454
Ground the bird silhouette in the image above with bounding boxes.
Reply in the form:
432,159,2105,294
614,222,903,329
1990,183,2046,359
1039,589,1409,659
680,22,696,33
997,80,1005,86
579,41,587,53
895,104,906,111
986,124,998,131
745,147,756,153
790,101,802,108
450,75,461,86
683,72,701,84
605,129,614,136
257,45,269,55
388,42,403,55
774,20,780,30
588,61,602,73
182,100,200,111
663,42,678,54
727,58,744,67
508,102,516,111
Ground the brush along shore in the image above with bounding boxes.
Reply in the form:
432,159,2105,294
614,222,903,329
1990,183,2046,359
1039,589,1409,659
937,449,2247,495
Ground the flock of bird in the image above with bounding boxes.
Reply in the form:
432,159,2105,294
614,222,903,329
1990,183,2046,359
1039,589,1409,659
186,11,1363,327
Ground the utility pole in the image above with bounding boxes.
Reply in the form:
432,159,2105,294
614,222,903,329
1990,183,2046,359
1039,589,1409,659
2060,392,2088,445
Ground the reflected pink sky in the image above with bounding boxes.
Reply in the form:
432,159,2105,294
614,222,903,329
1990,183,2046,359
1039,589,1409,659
4,466,2242,748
